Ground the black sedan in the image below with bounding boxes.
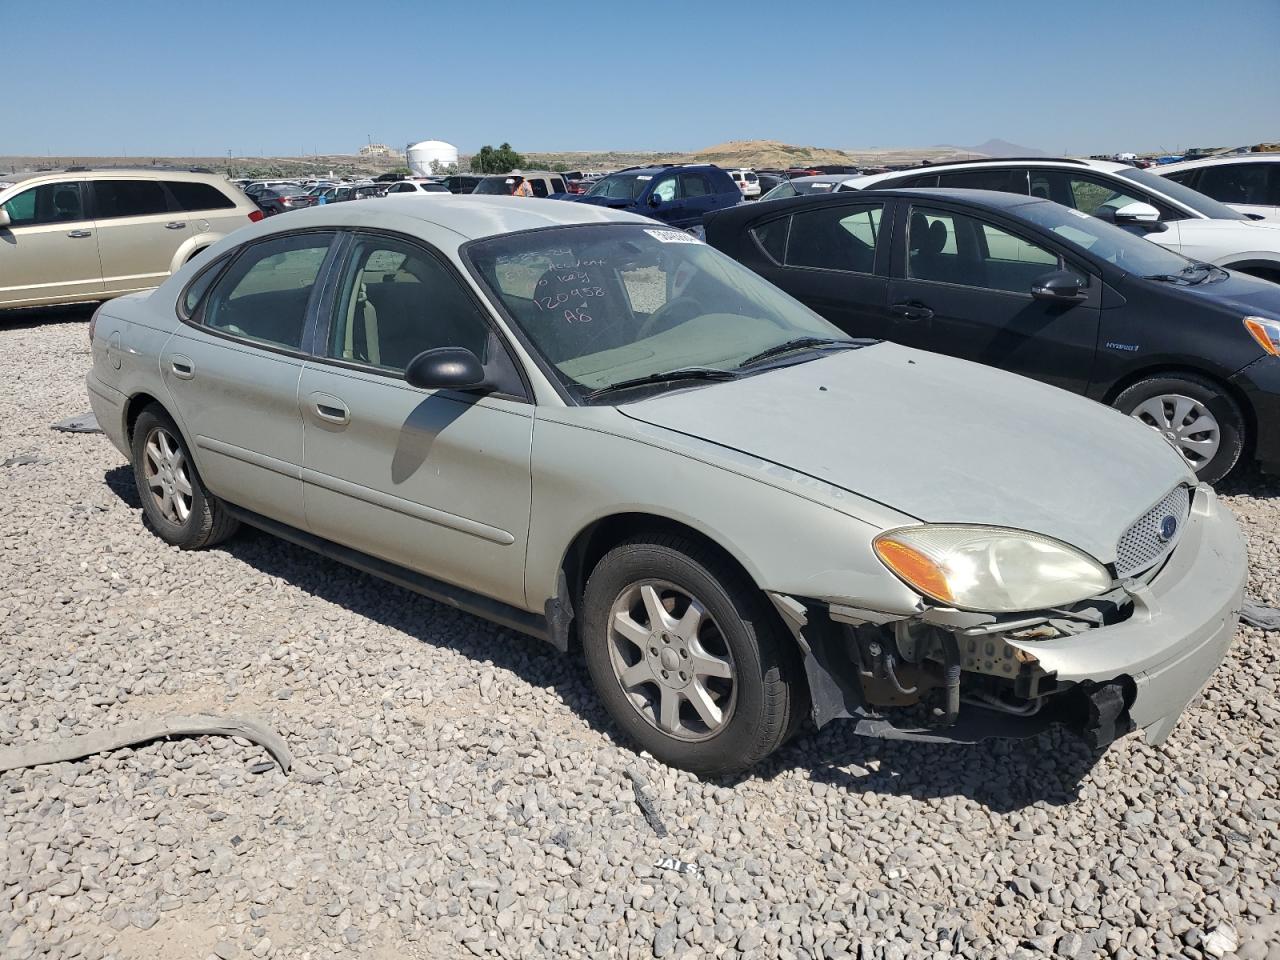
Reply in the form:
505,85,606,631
706,188,1280,483
254,185,317,216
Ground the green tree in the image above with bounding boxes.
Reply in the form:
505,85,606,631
471,142,525,174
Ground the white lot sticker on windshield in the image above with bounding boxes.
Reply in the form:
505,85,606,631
645,228,702,244
1068,208,1091,219
636,175,652,181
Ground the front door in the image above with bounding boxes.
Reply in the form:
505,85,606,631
759,199,894,341
90,178,193,294
300,232,534,608
888,202,1100,393
0,180,103,308
160,231,337,529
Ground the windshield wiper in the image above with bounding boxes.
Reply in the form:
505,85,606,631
1144,262,1223,285
737,336,863,369
583,367,738,401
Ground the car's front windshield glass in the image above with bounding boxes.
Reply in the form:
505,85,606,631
467,224,853,401
1015,200,1195,277
1115,167,1248,221
584,174,651,200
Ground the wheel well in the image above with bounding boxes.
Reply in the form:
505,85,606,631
124,392,165,443
185,246,208,264
559,513,763,648
1224,261,1280,283
1102,365,1256,453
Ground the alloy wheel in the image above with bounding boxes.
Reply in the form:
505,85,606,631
1130,393,1221,471
606,579,736,742
142,426,193,524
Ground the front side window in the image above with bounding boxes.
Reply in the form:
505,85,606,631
907,206,1066,294
652,177,677,202
785,203,883,274
200,232,334,350
165,181,236,212
1,182,86,226
327,236,490,372
92,179,169,219
1015,200,1196,277
467,224,847,398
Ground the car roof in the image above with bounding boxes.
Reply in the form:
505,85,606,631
789,174,862,185
612,164,720,176
247,194,652,243
853,156,1126,186
1158,154,1280,172
0,167,235,190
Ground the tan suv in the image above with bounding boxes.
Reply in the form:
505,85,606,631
0,168,262,310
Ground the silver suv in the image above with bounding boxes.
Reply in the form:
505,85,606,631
0,168,262,310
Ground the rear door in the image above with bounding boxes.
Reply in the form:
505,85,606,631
0,180,103,308
678,172,717,225
886,201,1100,393
163,179,242,237
750,199,894,340
298,231,534,607
160,230,337,529
90,178,192,293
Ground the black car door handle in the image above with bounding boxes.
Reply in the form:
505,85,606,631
890,302,935,321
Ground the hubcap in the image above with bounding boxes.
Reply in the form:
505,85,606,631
142,426,193,525
1130,394,1221,471
606,579,736,742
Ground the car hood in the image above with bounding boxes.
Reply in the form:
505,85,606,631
1179,217,1280,252
620,343,1192,564
1177,268,1280,317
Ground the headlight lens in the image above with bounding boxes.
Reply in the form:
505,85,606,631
874,525,1112,613
1243,316,1280,356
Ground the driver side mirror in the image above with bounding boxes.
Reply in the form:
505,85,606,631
647,193,664,208
1031,269,1087,302
0,209,10,228
404,347,492,392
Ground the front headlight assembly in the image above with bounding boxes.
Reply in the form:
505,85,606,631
874,525,1112,613
1243,315,1280,356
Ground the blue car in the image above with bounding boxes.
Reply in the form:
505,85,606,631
561,164,741,234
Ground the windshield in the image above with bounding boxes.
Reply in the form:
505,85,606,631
1116,167,1248,221
1015,201,1195,277
584,174,652,200
475,176,520,195
761,182,798,201
467,224,851,400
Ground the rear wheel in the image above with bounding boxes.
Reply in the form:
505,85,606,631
581,535,805,776
130,405,239,549
1112,374,1245,483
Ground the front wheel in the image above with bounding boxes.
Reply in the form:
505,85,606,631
581,535,805,777
1113,374,1246,484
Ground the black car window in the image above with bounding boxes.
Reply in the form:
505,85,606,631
92,180,170,219
679,173,711,197
327,235,491,373
1,181,87,226
550,178,567,193
1161,169,1199,188
785,203,883,274
200,232,334,350
1036,170,1184,222
164,181,236,212
934,168,1029,194
907,205,1066,294
1195,163,1277,207
751,217,789,264
529,178,550,198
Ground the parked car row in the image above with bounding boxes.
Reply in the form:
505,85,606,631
85,194,1250,776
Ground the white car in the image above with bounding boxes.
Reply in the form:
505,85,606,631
383,179,450,196
1156,154,1280,224
726,169,760,199
760,174,862,201
847,158,1280,283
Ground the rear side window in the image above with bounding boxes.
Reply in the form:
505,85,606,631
93,180,169,219
1,181,87,225
1195,163,1280,207
200,232,334,350
934,168,1028,194
180,256,228,319
550,178,566,193
785,203,883,274
679,173,710,197
529,179,550,198
165,180,237,212
751,217,789,263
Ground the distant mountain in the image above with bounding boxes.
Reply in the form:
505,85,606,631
951,139,1047,158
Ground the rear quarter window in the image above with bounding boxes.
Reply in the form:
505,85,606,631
165,180,237,212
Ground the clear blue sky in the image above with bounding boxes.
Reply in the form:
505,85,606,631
2,0,1277,157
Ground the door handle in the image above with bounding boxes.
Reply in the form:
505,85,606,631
890,302,935,321
311,393,350,425
170,356,195,379
164,221,187,230
67,229,92,239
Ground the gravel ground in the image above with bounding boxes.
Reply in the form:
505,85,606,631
2,310,1279,960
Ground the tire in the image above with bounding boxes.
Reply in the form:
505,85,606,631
581,534,805,777
130,405,239,549
1112,373,1246,484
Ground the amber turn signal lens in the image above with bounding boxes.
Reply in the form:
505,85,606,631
874,538,955,604
1244,317,1280,356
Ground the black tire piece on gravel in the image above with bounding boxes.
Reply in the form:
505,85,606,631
130,404,239,549
581,533,806,777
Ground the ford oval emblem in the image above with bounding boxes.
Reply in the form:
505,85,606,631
1158,515,1178,542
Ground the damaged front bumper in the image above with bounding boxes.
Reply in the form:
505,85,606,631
773,484,1247,749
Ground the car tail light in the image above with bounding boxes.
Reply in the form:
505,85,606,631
248,210,264,222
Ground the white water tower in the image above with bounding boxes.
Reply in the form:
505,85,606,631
406,139,459,176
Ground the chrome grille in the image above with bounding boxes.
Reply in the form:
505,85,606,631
1115,485,1191,577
